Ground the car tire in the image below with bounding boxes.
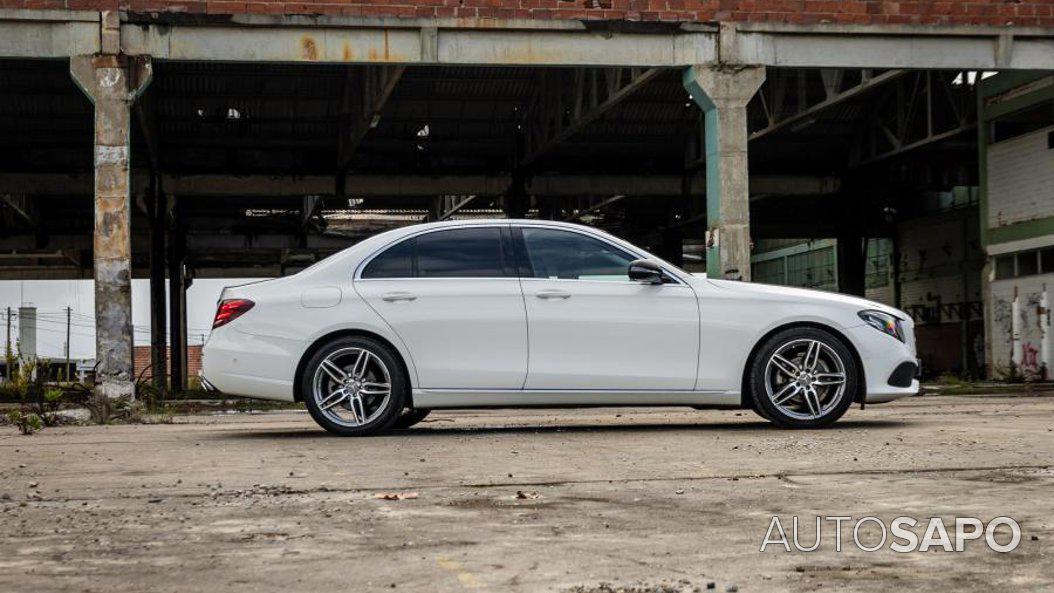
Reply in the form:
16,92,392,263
301,336,408,436
392,408,431,429
748,327,858,429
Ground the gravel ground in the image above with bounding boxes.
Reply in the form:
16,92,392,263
1,393,1052,592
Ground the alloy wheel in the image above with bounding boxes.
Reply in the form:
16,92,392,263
763,338,847,421
311,347,392,427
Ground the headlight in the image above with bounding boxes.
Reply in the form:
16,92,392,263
858,310,905,342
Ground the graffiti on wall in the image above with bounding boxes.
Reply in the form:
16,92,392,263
990,287,1048,379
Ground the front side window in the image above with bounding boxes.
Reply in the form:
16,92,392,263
361,227,508,279
521,228,636,281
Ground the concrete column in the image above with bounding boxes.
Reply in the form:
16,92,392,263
70,54,153,401
683,65,765,281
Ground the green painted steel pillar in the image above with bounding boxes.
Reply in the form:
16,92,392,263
683,65,765,280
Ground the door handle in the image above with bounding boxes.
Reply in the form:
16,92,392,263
381,291,418,302
536,289,571,300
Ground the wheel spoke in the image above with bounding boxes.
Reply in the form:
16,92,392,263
813,372,846,386
319,388,348,411
770,354,800,377
349,394,366,423
359,382,391,396
803,340,821,372
351,349,371,380
771,382,800,405
802,387,821,417
320,359,348,383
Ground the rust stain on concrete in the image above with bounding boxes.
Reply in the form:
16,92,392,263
301,36,319,61
342,41,354,62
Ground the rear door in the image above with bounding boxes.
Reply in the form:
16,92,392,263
354,225,528,390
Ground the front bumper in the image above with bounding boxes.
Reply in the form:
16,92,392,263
846,324,919,404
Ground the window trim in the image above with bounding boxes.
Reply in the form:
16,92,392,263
356,223,515,281
356,222,690,286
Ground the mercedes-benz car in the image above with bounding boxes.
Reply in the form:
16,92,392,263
201,220,918,435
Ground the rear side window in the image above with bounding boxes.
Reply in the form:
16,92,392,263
362,237,415,279
361,227,508,279
417,227,506,278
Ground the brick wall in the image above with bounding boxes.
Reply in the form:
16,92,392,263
7,1,1054,27
133,345,202,383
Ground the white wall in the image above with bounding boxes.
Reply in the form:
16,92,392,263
988,124,1054,228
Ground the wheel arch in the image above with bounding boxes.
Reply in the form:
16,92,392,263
293,329,413,405
739,321,866,408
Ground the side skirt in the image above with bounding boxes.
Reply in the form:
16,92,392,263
412,389,741,408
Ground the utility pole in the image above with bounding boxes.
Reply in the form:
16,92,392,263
4,306,10,380
65,306,72,382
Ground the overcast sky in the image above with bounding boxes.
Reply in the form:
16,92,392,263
0,278,266,360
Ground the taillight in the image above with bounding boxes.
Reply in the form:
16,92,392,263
212,299,255,329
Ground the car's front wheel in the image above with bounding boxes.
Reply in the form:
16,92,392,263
748,327,858,429
302,337,408,436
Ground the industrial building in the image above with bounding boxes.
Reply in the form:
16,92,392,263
0,3,1052,399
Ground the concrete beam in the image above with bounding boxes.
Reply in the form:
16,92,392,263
732,26,1054,70
3,9,1054,69
0,9,99,58
70,52,152,403
120,23,715,67
114,15,1054,69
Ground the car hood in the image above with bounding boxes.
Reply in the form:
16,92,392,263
698,278,907,319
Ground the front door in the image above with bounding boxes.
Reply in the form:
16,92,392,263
517,226,699,391
355,225,528,390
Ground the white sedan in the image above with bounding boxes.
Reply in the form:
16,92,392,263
201,220,918,435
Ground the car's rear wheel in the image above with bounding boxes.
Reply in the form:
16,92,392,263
302,337,407,436
392,408,431,429
748,327,858,429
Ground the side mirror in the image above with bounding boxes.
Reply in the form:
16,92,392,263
628,259,664,285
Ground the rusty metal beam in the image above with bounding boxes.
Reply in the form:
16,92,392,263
337,65,406,173
750,69,906,142
563,195,626,222
0,193,37,228
0,173,841,198
520,67,663,168
849,70,977,167
431,195,480,221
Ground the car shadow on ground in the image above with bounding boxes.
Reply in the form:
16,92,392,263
214,419,911,440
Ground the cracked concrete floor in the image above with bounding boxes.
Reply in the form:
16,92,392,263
1,393,1052,593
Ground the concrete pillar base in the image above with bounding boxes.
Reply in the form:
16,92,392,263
683,64,765,281
95,379,135,401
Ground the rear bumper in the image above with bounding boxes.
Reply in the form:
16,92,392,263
200,327,298,402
